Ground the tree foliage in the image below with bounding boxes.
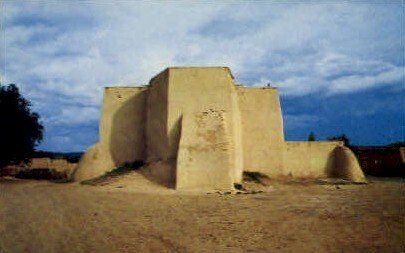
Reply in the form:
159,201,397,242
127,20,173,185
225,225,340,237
307,132,316,141
0,84,44,167
327,134,350,147
387,141,405,147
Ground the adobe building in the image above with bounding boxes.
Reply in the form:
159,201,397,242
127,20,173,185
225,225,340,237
74,67,366,190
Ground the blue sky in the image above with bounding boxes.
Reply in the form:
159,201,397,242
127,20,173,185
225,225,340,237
1,1,404,152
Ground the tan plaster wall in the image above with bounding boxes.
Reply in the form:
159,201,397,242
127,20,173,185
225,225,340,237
167,68,243,189
143,69,177,187
74,66,366,187
176,110,234,190
237,87,284,176
231,86,244,183
282,141,341,178
101,87,147,164
28,158,76,177
74,143,114,181
333,146,367,183
29,158,70,171
146,70,169,162
74,87,147,181
29,158,50,169
282,142,366,182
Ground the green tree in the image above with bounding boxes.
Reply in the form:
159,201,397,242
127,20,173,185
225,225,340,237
308,132,316,141
0,84,44,167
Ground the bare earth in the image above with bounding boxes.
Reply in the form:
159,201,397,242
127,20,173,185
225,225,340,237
0,174,403,253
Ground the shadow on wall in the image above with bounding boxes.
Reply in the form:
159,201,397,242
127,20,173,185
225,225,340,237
330,146,366,183
326,150,336,179
108,89,184,189
168,115,183,187
139,116,182,189
110,90,147,168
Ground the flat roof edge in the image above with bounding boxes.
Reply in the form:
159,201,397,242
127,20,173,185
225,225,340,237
104,86,147,89
236,85,278,90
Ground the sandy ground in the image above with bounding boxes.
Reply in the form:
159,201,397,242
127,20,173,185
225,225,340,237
0,174,403,253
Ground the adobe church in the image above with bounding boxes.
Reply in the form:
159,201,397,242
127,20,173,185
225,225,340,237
74,67,366,190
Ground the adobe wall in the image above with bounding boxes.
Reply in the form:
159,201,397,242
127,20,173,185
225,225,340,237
143,69,177,187
282,142,366,182
146,70,169,162
74,87,147,181
73,66,367,188
25,158,76,176
167,68,243,189
29,158,50,169
176,109,234,190
101,87,147,163
231,85,244,183
282,141,340,178
333,146,366,182
237,87,284,176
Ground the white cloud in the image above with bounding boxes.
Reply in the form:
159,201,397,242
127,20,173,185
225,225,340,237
4,2,402,98
1,1,402,150
328,65,404,95
271,53,404,96
48,106,99,125
315,53,394,78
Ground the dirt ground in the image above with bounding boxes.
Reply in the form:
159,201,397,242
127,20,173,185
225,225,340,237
0,175,403,253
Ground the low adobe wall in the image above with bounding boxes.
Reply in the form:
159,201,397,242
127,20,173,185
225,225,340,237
1,158,76,177
282,141,339,178
334,146,367,182
29,158,50,169
282,141,366,182
29,158,76,173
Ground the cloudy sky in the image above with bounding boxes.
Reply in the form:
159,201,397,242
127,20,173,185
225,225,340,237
1,1,403,152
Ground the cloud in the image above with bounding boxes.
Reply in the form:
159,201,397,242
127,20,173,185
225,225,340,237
315,53,394,78
271,53,404,96
328,65,404,95
1,1,403,150
283,114,320,128
47,106,99,126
